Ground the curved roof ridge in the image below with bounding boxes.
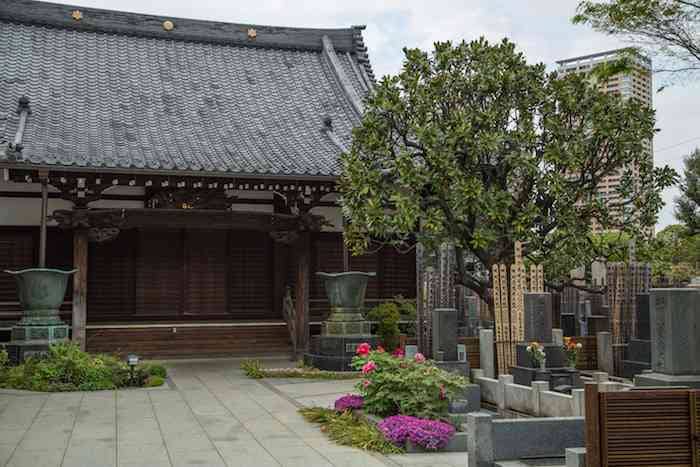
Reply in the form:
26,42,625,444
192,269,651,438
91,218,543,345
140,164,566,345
0,0,362,53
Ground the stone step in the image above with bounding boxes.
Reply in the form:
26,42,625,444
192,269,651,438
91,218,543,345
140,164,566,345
621,360,651,379
494,459,565,467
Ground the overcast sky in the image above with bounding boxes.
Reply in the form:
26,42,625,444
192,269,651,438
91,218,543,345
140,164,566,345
54,0,698,230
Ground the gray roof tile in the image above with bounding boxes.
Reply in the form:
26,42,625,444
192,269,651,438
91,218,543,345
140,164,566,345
0,1,372,177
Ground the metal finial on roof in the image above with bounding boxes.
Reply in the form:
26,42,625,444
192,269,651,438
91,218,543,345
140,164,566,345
71,10,82,21
162,20,175,31
321,115,333,131
247,28,257,40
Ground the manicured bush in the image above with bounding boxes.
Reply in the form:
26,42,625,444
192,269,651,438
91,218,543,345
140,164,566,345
334,394,364,412
351,345,467,419
366,301,402,351
0,342,167,392
144,375,165,387
378,415,455,450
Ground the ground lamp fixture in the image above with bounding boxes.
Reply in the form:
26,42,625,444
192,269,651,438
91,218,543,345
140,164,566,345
127,354,139,384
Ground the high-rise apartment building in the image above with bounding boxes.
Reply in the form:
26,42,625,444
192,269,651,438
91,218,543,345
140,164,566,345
556,49,653,232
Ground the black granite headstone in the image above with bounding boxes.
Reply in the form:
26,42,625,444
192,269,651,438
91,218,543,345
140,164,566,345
432,308,458,361
636,293,651,340
524,293,553,343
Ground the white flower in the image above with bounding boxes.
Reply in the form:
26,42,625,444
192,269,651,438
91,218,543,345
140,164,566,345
576,343,582,349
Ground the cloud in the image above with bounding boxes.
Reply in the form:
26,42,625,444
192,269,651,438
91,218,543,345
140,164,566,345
50,0,691,229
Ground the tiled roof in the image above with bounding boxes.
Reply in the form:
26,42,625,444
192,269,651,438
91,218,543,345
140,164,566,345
0,0,375,178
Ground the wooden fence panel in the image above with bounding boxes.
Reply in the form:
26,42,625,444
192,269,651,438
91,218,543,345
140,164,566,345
587,387,697,467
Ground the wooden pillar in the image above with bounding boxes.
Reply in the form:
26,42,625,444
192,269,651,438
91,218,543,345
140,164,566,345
272,241,289,318
38,171,49,268
72,228,88,351
294,231,311,358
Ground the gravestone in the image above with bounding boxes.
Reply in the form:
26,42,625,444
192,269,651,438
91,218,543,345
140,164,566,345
636,293,651,340
524,293,553,343
432,308,458,361
622,293,651,378
635,289,700,388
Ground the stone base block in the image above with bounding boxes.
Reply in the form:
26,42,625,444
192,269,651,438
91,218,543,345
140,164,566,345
305,334,380,372
3,340,68,364
321,320,372,336
434,360,470,377
622,360,651,379
512,366,581,390
516,343,566,368
448,383,481,413
635,372,700,389
561,313,577,337
11,324,70,342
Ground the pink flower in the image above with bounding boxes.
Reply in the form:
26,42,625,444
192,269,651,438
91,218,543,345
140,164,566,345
356,342,371,356
391,348,405,358
361,361,377,374
362,379,371,388
414,352,426,363
376,346,385,353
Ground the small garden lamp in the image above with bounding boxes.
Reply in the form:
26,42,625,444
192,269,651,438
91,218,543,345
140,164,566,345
127,353,139,384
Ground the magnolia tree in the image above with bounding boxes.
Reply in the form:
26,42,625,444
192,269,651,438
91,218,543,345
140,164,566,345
339,38,677,304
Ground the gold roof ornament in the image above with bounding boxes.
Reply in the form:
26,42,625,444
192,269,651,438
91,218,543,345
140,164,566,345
71,10,82,21
162,20,174,31
247,28,257,40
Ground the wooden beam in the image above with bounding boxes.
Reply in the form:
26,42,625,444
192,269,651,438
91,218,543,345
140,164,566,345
72,228,88,350
585,382,601,467
273,241,289,319
294,231,311,359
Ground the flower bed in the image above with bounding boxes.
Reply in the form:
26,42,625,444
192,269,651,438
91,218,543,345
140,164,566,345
378,415,455,450
0,343,166,392
240,359,361,380
351,343,467,419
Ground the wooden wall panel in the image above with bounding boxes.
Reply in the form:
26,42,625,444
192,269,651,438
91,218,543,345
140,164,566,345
228,231,273,319
86,324,291,357
184,230,228,316
88,230,136,321
0,229,35,315
135,230,183,318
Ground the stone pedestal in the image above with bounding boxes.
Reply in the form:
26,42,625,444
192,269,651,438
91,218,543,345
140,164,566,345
4,268,75,364
304,335,380,371
515,343,566,369
303,271,376,371
635,289,700,388
561,313,576,337
513,342,579,389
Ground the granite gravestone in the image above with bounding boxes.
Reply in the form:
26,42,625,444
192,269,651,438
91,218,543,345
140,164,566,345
524,293,553,343
432,308,458,361
622,293,652,379
635,289,700,388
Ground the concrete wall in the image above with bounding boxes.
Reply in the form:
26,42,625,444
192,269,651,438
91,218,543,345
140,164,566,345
471,369,631,418
467,413,585,466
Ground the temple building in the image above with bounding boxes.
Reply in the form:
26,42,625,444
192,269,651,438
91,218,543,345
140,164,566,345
0,0,415,357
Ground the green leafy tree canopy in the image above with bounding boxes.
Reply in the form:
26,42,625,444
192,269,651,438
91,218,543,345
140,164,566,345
676,148,700,234
340,38,677,302
573,0,700,76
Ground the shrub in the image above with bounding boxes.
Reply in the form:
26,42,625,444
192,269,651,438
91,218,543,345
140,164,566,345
351,345,467,419
240,359,265,379
378,415,455,450
144,375,165,387
240,360,360,380
334,394,364,412
0,342,165,392
366,302,402,351
138,363,168,379
299,407,404,454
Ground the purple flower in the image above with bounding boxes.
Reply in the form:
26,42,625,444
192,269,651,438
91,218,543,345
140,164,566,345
378,415,455,450
334,394,364,412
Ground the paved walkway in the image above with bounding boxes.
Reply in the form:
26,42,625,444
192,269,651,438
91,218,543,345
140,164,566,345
0,359,467,467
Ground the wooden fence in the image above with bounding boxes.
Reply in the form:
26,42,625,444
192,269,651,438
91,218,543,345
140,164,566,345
586,384,700,467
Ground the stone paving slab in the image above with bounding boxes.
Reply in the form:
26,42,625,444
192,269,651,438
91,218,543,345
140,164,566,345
0,358,467,467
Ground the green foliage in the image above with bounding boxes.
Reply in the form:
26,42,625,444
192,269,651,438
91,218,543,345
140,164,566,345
240,359,265,379
139,363,167,379
299,407,404,454
573,0,700,76
645,224,700,285
367,302,401,351
144,375,165,387
0,343,166,392
352,350,467,420
0,349,8,370
340,38,677,301
240,360,360,380
676,148,700,235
